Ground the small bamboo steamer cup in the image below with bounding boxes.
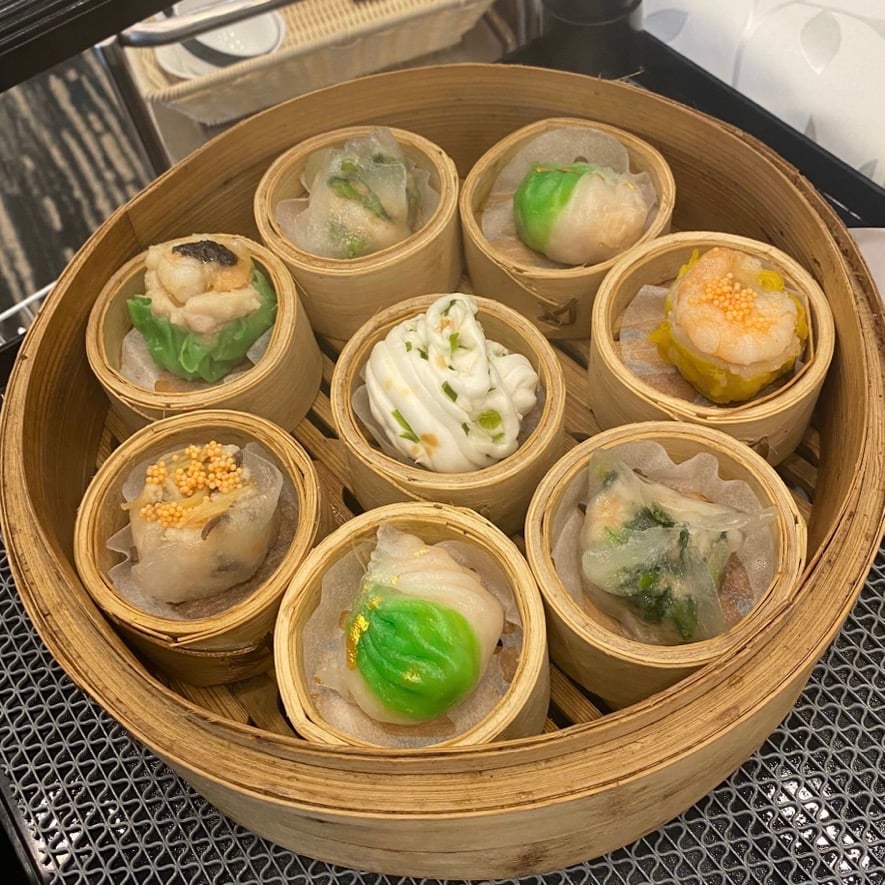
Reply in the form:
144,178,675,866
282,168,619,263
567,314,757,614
274,501,551,747
588,231,836,465
330,292,568,535
460,116,676,339
85,234,322,440
74,409,331,686
524,421,807,710
254,126,462,340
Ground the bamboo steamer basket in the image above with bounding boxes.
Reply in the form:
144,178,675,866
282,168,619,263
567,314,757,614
588,231,836,466
1,64,883,878
73,410,331,686
254,126,462,340
524,421,806,710
460,116,676,339
330,292,567,535
274,501,550,747
85,235,322,440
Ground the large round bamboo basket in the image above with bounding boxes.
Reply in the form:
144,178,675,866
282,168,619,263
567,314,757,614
73,410,331,685
0,65,883,878
460,117,676,339
588,231,836,465
330,292,567,535
254,126,462,340
85,235,322,440
274,501,550,747
524,421,806,710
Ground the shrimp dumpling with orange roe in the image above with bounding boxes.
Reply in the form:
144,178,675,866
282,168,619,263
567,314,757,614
649,247,809,403
128,236,277,384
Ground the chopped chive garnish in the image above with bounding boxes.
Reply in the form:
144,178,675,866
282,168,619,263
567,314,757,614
478,409,501,431
442,381,457,402
391,409,419,443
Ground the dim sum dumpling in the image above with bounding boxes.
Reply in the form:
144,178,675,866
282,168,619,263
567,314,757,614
110,441,283,604
513,162,655,265
127,236,277,384
278,128,437,260
363,293,539,472
649,247,809,403
342,526,504,724
579,450,774,644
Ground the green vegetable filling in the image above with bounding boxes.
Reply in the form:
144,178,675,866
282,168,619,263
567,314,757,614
442,381,458,402
127,265,277,384
346,589,482,721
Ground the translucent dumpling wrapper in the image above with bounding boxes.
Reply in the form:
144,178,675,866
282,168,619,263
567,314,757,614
107,441,283,605
480,127,658,267
126,236,277,384
648,247,809,404
359,293,540,472
337,525,505,725
513,162,656,265
275,128,439,260
579,450,776,645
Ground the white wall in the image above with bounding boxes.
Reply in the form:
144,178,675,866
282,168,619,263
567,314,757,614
642,0,885,188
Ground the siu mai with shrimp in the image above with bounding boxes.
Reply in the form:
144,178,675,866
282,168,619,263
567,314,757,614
649,247,808,403
127,236,277,384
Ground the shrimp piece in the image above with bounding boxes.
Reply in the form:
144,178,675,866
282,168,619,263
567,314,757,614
650,247,808,403
145,237,252,304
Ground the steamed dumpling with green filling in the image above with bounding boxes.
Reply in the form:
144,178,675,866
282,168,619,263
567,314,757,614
513,162,655,266
342,525,504,724
279,128,437,260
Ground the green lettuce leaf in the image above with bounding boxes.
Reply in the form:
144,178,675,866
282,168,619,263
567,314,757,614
127,266,277,384
512,162,593,253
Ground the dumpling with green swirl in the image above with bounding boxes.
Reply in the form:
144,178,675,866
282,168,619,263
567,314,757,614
342,525,504,724
364,294,540,472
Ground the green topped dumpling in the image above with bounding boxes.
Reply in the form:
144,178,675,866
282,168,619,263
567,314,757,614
128,236,277,384
342,526,504,725
512,161,654,266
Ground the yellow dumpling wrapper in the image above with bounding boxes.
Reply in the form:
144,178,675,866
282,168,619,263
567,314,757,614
649,247,809,404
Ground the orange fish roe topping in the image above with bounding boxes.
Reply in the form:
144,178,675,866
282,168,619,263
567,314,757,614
140,442,244,526
687,272,778,333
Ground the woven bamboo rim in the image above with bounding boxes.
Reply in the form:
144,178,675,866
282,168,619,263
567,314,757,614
587,231,836,466
274,501,550,747
460,116,676,339
254,126,462,340
524,421,806,710
73,410,330,684
84,235,321,440
1,65,882,878
330,292,567,535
